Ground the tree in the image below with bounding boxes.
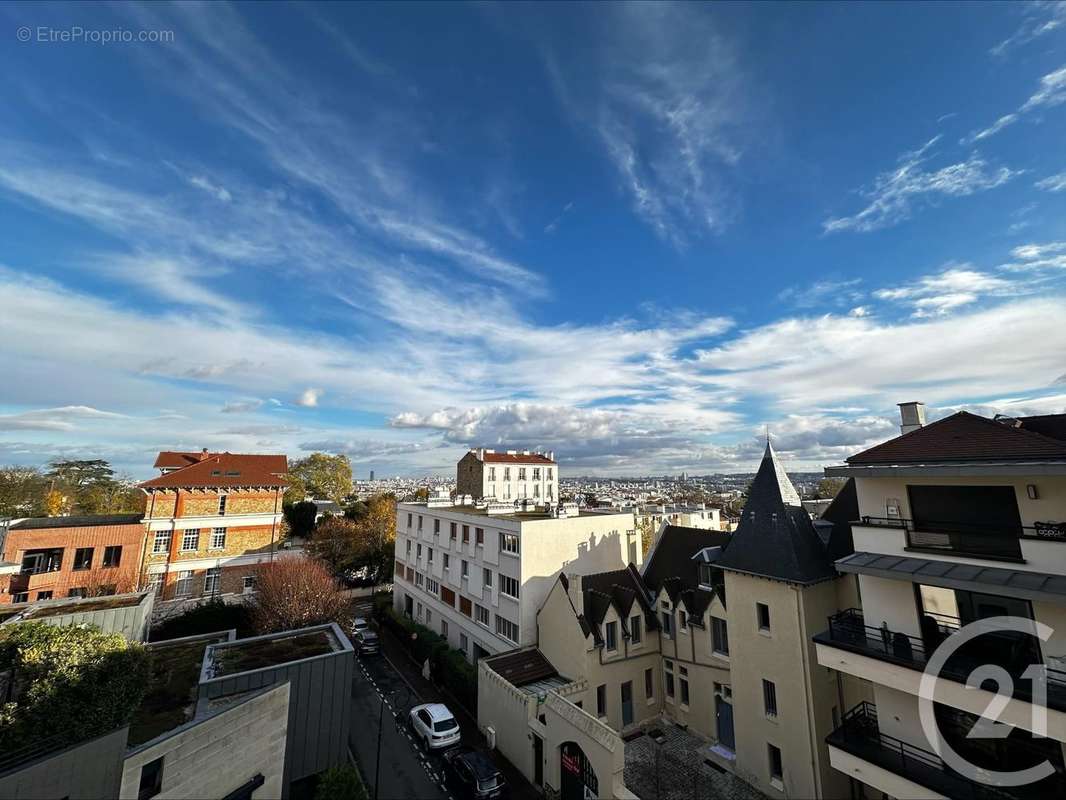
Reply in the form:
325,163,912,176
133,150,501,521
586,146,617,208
357,493,397,584
635,517,656,560
284,500,319,539
0,466,47,518
250,558,349,634
815,477,847,500
0,622,149,752
306,516,361,577
43,458,141,515
286,453,353,504
42,488,70,517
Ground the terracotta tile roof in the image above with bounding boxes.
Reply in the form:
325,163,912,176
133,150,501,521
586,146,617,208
140,452,287,489
479,452,555,464
846,411,1066,465
154,450,218,469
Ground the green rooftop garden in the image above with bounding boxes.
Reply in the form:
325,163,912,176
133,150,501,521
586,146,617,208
127,634,229,747
25,595,143,620
210,629,336,676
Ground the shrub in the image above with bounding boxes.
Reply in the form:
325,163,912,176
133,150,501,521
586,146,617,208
0,622,150,752
315,764,368,800
151,598,255,640
252,558,349,634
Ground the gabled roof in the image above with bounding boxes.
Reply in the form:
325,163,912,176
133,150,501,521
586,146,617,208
1017,414,1066,443
715,442,837,585
139,452,287,490
846,411,1066,465
573,565,657,645
642,525,731,594
154,451,218,470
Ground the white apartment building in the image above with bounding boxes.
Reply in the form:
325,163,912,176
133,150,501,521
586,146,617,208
393,493,639,662
456,448,558,503
814,403,1066,800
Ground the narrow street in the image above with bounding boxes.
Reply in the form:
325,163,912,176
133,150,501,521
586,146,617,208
349,653,449,800
347,596,541,800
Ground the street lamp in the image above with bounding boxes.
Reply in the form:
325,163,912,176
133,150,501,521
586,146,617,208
373,684,413,800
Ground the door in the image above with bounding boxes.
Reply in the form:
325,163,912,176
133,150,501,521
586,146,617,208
532,734,543,787
716,697,735,751
621,681,634,727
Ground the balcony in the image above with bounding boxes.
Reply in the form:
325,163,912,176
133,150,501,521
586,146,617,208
859,516,1066,562
827,703,1066,800
815,609,1066,712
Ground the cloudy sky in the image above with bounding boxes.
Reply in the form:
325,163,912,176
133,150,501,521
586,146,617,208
1,2,1065,478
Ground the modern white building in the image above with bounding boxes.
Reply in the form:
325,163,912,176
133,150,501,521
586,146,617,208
393,490,639,662
815,403,1066,799
456,448,558,503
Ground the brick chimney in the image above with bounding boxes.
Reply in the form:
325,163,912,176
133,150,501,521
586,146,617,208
898,402,926,435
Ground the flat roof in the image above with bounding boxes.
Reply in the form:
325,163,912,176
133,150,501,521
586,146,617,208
206,627,341,677
129,632,232,746
7,513,143,530
400,502,630,522
17,592,147,620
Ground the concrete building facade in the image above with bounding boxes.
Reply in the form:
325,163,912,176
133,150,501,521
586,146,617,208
394,474,639,662
815,406,1066,800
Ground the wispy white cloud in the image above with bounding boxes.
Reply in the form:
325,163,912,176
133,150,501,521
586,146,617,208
544,201,574,234
187,174,232,202
1036,171,1066,192
1000,241,1066,271
823,137,1018,233
296,389,322,408
964,64,1066,143
0,406,125,432
544,3,751,245
991,2,1066,57
778,278,863,309
873,266,1017,317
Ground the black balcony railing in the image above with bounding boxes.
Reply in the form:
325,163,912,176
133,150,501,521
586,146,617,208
816,609,1066,712
858,516,1066,560
827,702,1066,800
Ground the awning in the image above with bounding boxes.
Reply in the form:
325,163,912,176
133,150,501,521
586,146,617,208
836,551,1066,606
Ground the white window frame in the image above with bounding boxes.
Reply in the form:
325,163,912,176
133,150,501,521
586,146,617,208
217,495,227,516
181,529,200,552
495,614,518,643
210,527,226,550
500,575,520,600
175,570,194,596
153,530,172,554
475,604,490,627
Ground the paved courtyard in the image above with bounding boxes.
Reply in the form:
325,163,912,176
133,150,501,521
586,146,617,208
623,720,767,800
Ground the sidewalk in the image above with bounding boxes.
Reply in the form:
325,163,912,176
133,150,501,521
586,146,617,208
377,624,541,800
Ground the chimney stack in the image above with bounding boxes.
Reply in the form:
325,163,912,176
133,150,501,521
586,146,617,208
898,402,926,435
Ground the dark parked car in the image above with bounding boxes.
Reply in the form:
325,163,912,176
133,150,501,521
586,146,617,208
355,629,380,656
442,747,506,799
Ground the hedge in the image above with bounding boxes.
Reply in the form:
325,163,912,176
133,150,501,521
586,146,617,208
375,605,478,713
0,622,150,753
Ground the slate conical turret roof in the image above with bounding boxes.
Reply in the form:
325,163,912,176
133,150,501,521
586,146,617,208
715,440,837,585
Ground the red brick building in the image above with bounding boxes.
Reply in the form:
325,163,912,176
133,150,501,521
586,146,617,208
139,450,290,603
0,514,147,603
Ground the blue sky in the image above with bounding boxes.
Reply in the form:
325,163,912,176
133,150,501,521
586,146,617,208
1,1,1065,478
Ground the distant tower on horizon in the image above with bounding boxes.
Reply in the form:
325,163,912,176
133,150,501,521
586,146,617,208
370,469,375,482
